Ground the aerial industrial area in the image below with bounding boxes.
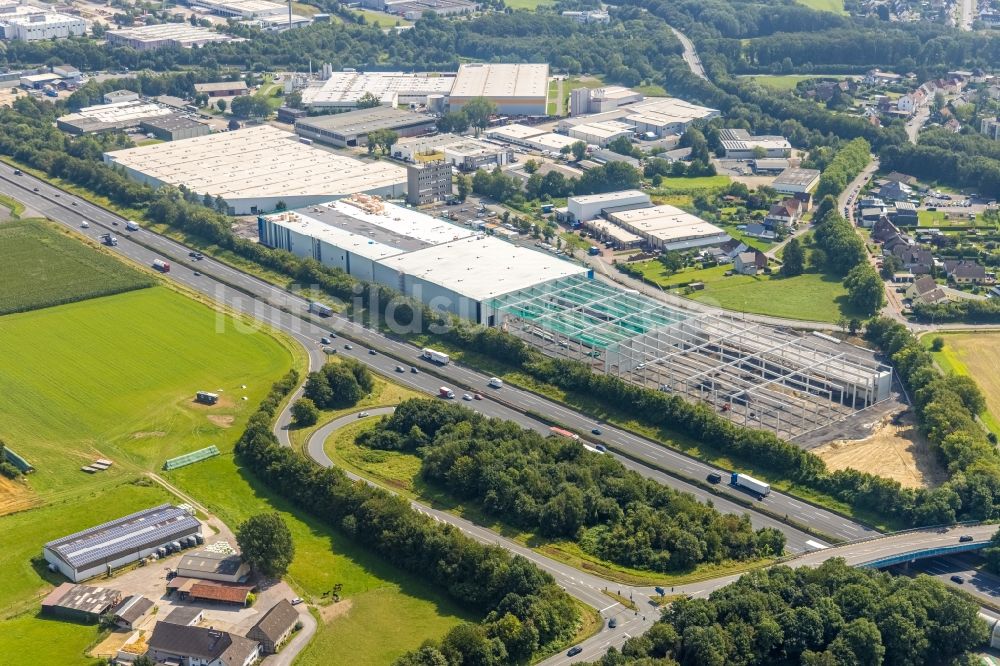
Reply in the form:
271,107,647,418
3,0,1000,664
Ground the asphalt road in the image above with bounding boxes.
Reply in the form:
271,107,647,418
0,168,869,545
912,554,1000,607
669,27,707,80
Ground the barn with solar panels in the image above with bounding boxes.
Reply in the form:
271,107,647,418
43,504,202,582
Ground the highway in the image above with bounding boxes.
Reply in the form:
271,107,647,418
669,26,706,80
0,167,871,545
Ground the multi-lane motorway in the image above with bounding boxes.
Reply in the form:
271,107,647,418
0,167,872,545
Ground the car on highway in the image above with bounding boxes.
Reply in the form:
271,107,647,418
13,169,21,175
368,349,377,355
473,393,482,400
567,646,583,657
80,221,89,228
595,444,607,453
591,427,602,435
322,347,335,354
344,343,353,350
193,271,202,277
462,393,473,401
608,618,617,629
71,201,77,206
707,472,723,484
32,187,38,191
960,535,974,542
410,366,418,373
951,575,965,584
396,365,405,373
321,337,331,344
358,411,369,418
328,332,337,338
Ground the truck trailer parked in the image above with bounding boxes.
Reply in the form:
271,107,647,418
731,472,770,498
422,348,450,364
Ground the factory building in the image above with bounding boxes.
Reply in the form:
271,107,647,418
1,11,86,41
559,97,719,139
104,125,408,215
566,190,652,222
406,161,452,205
300,71,455,111
57,101,176,135
391,134,514,171
719,128,791,159
771,167,821,194
103,89,140,105
449,63,549,116
105,23,236,50
258,195,586,322
608,205,729,251
368,0,479,19
294,106,437,148
569,86,643,115
139,115,212,142
486,124,578,153
43,505,201,582
194,80,249,97
566,120,634,147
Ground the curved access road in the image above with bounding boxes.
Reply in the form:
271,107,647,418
0,167,860,548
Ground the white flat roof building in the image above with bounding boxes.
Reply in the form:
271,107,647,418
192,0,289,16
486,124,577,152
449,63,549,116
567,190,651,222
609,205,729,250
567,120,634,147
559,97,719,138
57,101,175,134
104,125,407,215
3,11,86,41
105,24,236,50
581,218,642,247
772,167,821,194
300,71,455,110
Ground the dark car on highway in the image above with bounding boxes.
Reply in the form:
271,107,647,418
951,575,965,584
959,535,974,542
707,472,723,484
567,646,583,657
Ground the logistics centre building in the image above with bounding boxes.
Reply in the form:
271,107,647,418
448,63,549,115
104,125,407,215
258,195,587,323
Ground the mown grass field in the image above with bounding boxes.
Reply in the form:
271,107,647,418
626,262,862,323
928,332,1000,436
351,8,413,26
651,175,732,196
744,74,846,91
794,0,846,13
505,0,555,9
0,219,152,315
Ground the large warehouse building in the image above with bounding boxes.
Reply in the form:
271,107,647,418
294,106,436,148
300,71,455,111
57,100,175,135
105,23,236,50
449,63,549,116
258,195,587,322
608,205,729,251
43,504,202,582
558,96,719,138
104,125,407,214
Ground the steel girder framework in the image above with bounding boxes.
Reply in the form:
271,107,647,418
489,275,892,440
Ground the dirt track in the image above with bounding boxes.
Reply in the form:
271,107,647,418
0,475,39,515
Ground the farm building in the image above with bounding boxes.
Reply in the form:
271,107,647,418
43,504,201,582
294,106,437,148
176,550,251,583
247,599,300,654
41,583,122,623
258,195,587,323
103,125,407,215
112,595,154,630
147,622,260,666
449,63,549,116
162,605,205,626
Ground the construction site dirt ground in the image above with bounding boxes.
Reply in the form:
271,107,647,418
813,411,947,489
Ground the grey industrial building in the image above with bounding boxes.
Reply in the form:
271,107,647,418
294,106,436,148
139,114,211,141
43,504,202,582
406,161,452,205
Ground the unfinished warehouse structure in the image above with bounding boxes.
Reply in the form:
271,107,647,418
487,275,892,439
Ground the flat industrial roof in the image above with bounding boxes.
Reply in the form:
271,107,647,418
263,195,473,261
569,190,648,205
178,550,246,577
582,218,642,243
301,71,454,106
379,234,586,301
488,123,546,141
773,167,821,187
5,11,81,25
140,114,209,132
62,101,174,124
450,63,549,100
530,133,579,150
569,120,634,139
194,80,248,93
44,504,199,570
106,23,234,44
296,106,435,137
104,125,407,200
610,205,725,242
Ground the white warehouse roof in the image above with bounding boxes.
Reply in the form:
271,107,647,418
450,63,549,100
380,234,587,302
104,125,407,203
300,71,455,108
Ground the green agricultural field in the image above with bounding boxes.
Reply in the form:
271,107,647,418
651,175,732,196
627,263,862,323
928,332,1000,436
0,219,153,315
744,74,847,91
794,0,846,13
505,0,555,9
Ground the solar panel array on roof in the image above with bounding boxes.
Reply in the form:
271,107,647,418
45,504,200,570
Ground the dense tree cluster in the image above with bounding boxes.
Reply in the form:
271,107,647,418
303,358,374,409
812,211,867,277
360,400,785,573
237,375,579,662
815,138,871,200
584,559,986,666
880,129,1000,199
236,512,295,578
912,298,1000,324
471,161,641,204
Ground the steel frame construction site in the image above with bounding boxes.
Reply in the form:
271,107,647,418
488,275,893,440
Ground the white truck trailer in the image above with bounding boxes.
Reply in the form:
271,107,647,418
731,472,770,498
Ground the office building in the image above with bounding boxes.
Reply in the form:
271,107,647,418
406,161,452,205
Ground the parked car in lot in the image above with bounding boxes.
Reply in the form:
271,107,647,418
291,597,303,605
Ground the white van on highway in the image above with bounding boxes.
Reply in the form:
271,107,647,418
488,377,503,389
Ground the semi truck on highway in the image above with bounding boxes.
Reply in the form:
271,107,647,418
439,387,455,399
308,302,333,317
100,233,117,246
549,427,580,441
422,348,450,364
731,472,770,498
152,259,171,273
